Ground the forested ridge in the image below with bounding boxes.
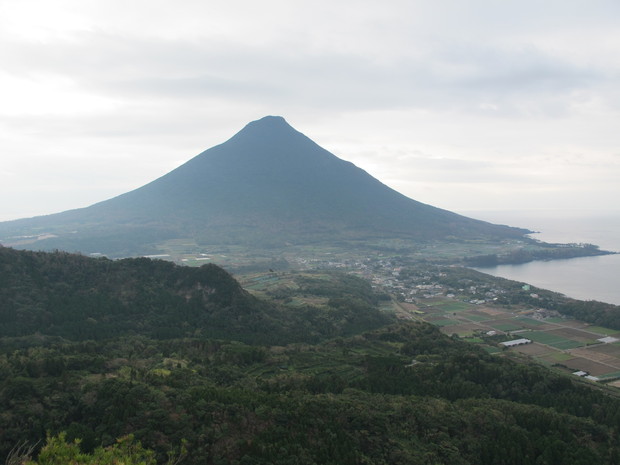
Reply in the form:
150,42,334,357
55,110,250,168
2,247,620,464
0,247,390,344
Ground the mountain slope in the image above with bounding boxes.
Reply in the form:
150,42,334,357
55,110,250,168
0,246,390,343
0,116,528,255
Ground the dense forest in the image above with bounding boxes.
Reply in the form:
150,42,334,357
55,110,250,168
2,246,620,464
0,247,390,344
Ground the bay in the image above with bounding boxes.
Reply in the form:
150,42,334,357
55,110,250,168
459,210,620,306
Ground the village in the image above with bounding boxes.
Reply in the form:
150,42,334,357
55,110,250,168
240,252,620,388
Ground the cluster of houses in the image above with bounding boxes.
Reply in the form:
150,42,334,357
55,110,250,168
293,255,515,305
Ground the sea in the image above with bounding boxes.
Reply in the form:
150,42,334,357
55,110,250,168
460,210,620,306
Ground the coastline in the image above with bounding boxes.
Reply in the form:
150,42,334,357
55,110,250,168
463,242,616,267
460,210,620,306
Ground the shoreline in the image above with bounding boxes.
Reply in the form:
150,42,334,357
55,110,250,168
463,241,616,267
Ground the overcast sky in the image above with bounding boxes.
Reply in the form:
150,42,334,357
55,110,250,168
1,0,619,223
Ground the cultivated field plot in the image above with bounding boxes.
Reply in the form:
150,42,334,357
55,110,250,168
475,306,507,316
438,322,491,336
412,296,620,382
526,331,582,350
583,326,620,337
512,343,554,357
570,345,620,366
562,357,617,377
425,317,460,327
462,313,492,322
514,317,547,329
546,327,601,344
398,302,423,313
538,351,575,363
492,320,527,332
466,310,492,318
429,301,473,313
600,371,620,380
554,319,592,329
417,306,447,318
586,343,620,358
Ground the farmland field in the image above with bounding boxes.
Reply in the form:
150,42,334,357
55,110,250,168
412,295,620,381
493,322,525,332
562,358,617,376
462,313,490,322
584,326,620,336
428,318,460,327
512,343,553,356
542,351,575,362
429,301,472,312
515,317,545,327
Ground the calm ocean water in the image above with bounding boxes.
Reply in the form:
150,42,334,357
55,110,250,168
460,210,620,306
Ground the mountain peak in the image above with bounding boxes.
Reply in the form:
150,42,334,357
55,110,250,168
231,116,299,142
243,115,291,131
252,115,288,125
0,116,529,255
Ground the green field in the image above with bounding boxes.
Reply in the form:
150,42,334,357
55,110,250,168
526,331,583,350
494,323,524,332
432,301,473,312
527,331,566,344
516,317,545,326
550,340,584,350
585,326,620,336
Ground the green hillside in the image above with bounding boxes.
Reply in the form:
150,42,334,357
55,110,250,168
0,246,391,344
1,247,620,464
3,322,620,464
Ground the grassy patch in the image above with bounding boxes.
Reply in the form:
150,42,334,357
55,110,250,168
586,326,620,336
548,352,575,362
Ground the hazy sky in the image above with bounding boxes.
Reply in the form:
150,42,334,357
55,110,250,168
1,0,619,222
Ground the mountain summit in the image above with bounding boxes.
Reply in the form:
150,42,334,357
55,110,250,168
0,116,528,256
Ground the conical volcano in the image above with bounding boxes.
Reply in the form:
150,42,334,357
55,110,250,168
0,116,528,256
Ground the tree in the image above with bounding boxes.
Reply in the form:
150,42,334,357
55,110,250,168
24,433,156,465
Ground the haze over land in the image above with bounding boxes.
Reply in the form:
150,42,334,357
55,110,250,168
1,0,619,222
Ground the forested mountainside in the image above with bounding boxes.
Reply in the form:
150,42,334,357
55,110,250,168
3,323,620,464
2,247,620,464
0,246,391,344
